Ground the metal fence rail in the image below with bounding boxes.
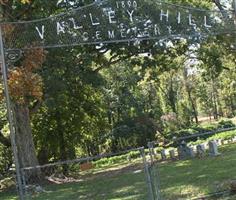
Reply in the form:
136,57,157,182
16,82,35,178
21,147,154,200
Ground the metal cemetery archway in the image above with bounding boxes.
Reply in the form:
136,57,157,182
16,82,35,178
2,0,236,50
0,0,236,199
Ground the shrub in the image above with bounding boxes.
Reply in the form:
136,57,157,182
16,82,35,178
217,120,235,129
0,145,12,178
93,150,141,168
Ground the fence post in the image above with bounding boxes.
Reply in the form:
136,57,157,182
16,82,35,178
148,142,154,165
147,142,162,200
21,168,27,199
140,147,154,200
0,26,24,200
234,0,236,16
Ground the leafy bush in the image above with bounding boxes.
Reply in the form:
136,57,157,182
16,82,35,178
0,145,12,178
208,130,236,141
217,120,235,129
93,150,140,168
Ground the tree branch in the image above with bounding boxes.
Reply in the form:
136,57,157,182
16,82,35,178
212,0,228,18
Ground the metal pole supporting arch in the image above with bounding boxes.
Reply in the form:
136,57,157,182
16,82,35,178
0,26,24,200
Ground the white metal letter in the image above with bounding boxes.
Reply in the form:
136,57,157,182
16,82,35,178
108,11,117,24
204,16,212,28
108,30,115,38
127,10,134,23
160,10,169,22
57,22,65,34
36,25,45,39
69,18,83,29
177,12,181,24
89,13,100,26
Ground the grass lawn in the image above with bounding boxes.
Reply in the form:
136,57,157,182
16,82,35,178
158,143,236,199
2,143,236,200
0,163,149,200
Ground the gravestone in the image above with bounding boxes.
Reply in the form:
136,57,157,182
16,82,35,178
233,137,236,143
209,141,221,156
154,149,158,156
178,141,195,159
161,149,167,160
169,150,175,160
196,144,205,158
216,139,222,146
189,147,195,158
203,143,208,149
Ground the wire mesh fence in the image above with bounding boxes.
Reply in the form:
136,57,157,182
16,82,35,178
148,135,236,200
0,165,18,200
20,147,154,200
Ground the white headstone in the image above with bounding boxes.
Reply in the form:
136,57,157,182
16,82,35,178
161,149,167,160
169,150,175,160
217,139,222,146
189,147,195,158
233,137,236,143
209,141,221,156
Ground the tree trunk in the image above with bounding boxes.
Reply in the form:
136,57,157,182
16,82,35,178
57,114,69,175
13,103,39,169
183,68,198,124
230,96,235,117
187,90,198,124
168,78,177,114
211,79,218,120
12,103,40,184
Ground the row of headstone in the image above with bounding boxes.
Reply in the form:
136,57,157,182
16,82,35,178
158,140,221,161
218,136,236,145
156,135,236,161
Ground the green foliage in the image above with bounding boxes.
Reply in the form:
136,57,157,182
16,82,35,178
0,144,12,177
217,120,236,129
93,150,140,168
189,130,236,146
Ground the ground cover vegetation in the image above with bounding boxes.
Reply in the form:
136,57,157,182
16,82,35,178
0,0,236,199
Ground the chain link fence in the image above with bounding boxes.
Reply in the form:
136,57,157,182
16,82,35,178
20,147,155,200
148,135,236,200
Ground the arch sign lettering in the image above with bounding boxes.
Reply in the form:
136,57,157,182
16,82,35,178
1,0,236,50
